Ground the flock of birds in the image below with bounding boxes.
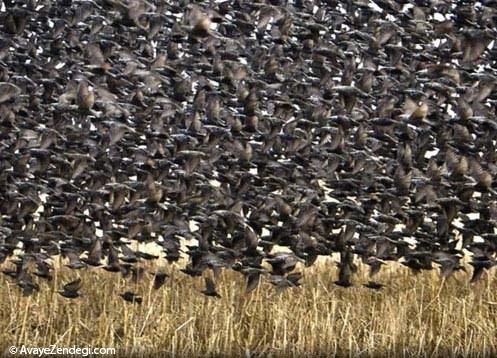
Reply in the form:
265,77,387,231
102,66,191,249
1,0,497,303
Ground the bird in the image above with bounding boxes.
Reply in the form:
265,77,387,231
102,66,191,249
363,281,384,290
119,291,143,304
0,82,21,104
201,277,221,298
58,278,82,299
75,80,95,111
152,271,169,290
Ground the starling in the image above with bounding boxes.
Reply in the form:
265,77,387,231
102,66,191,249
201,277,221,298
119,291,143,304
58,278,82,299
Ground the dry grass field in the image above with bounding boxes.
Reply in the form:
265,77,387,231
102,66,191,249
1,259,497,357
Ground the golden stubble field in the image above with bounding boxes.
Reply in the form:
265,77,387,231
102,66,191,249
1,259,497,358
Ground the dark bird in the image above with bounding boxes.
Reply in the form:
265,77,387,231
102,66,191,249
58,278,82,299
245,272,261,293
201,277,221,298
269,272,303,294
363,281,384,290
120,291,143,304
335,250,355,288
470,256,497,283
152,271,169,290
75,80,95,111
